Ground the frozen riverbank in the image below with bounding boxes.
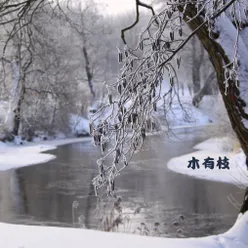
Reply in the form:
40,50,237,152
1,135,248,248
167,137,248,187
1,211,248,248
0,137,92,171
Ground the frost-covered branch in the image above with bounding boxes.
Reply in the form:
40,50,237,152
91,0,248,197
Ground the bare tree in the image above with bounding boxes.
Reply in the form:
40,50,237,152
90,0,248,215
192,71,217,107
0,0,119,140
192,34,204,94
1,14,33,136
176,28,218,102
57,1,112,102
2,0,248,214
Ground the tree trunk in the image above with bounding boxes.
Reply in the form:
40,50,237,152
192,35,202,94
182,5,248,212
5,57,24,137
12,85,25,136
192,71,216,107
82,46,95,99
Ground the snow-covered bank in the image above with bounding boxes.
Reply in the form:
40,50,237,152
70,114,90,136
1,211,248,248
156,83,227,127
0,137,92,171
168,137,248,186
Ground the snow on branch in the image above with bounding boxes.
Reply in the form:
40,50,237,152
91,0,248,196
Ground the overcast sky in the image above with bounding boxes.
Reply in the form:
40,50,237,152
97,0,153,15
99,0,134,14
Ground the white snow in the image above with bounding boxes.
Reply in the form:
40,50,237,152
0,133,247,248
157,83,224,127
0,137,92,171
70,114,90,135
0,136,246,248
168,137,248,186
216,13,248,128
1,211,248,248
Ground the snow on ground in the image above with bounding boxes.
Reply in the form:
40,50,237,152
1,211,248,248
157,96,211,126
0,136,247,248
168,137,248,186
70,114,90,135
156,83,225,128
0,137,92,171
0,109,92,171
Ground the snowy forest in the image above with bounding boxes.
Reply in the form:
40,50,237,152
1,0,248,248
0,0,222,141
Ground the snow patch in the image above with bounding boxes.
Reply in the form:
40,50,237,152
1,211,248,248
157,83,223,127
0,137,92,171
168,137,248,186
70,114,90,136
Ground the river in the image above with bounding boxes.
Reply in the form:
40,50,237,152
0,127,243,238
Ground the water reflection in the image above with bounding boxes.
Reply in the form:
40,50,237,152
0,128,243,238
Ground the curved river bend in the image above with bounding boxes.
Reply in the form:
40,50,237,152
0,127,243,238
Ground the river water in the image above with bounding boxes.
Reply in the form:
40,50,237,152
0,127,243,238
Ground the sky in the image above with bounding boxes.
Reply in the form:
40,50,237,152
97,0,153,15
99,0,135,14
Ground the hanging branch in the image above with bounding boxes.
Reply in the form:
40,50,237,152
90,0,248,197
